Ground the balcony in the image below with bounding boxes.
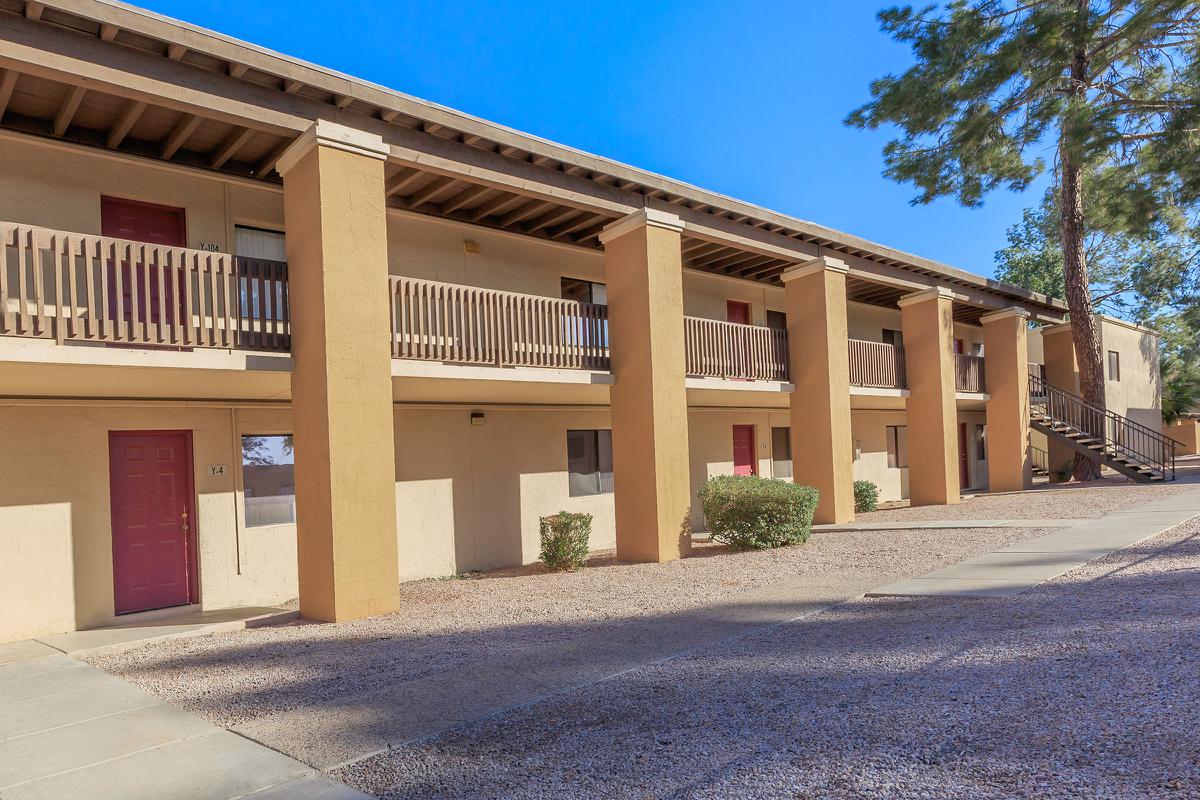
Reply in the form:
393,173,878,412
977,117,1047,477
389,276,610,371
848,339,906,389
683,317,789,381
955,353,986,393
1,222,290,352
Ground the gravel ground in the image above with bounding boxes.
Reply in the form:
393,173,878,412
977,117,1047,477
91,524,1059,731
335,515,1200,800
857,475,1193,523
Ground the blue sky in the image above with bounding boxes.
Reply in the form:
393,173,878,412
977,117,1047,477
138,0,1055,280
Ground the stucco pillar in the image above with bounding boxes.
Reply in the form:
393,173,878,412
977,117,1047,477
600,208,690,563
1041,323,1079,479
277,121,400,621
981,307,1032,493
781,257,854,524
899,287,960,506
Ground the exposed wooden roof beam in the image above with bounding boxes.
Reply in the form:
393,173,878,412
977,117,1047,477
379,109,401,122
571,221,609,244
106,99,146,149
254,137,292,177
210,125,254,168
161,112,202,159
549,212,606,239
384,168,426,196
523,205,579,234
51,85,85,137
228,62,249,79
696,249,766,272
404,175,458,207
98,23,119,42
333,94,353,109
166,43,187,61
0,70,17,121
470,192,525,222
283,79,303,94
497,200,550,228
439,183,492,215
24,2,43,21
729,255,782,276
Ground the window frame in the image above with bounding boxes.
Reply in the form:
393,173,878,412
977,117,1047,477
566,428,614,497
886,425,910,469
239,433,297,529
1108,350,1121,381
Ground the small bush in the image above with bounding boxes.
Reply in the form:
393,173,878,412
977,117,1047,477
539,511,592,571
853,480,880,513
698,475,819,551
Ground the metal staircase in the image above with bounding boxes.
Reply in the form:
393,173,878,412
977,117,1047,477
1029,374,1176,483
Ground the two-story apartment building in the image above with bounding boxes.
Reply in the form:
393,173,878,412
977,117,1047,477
0,0,1130,643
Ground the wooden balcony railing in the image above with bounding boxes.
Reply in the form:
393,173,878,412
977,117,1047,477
1,222,289,351
389,276,609,370
848,339,907,389
955,353,986,392
683,317,788,381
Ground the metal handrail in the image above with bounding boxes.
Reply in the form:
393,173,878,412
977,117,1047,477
1029,373,1175,481
1029,444,1049,474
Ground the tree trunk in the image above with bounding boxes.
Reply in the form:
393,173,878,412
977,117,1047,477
1058,138,1105,482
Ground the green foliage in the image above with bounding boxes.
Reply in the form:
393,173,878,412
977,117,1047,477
853,480,880,513
847,3,1200,216
1161,353,1200,424
698,475,819,551
538,512,591,571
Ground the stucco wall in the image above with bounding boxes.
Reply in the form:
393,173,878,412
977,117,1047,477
1167,420,1200,455
1098,317,1162,432
393,407,618,579
0,403,296,642
851,410,910,502
0,136,283,249
687,408,790,529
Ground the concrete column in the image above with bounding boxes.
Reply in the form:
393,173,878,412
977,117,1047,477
899,287,960,506
600,208,690,563
1041,323,1079,478
781,257,854,524
277,121,400,621
981,307,1032,493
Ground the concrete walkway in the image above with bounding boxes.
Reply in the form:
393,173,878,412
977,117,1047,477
0,641,371,799
868,487,1200,598
813,518,1081,532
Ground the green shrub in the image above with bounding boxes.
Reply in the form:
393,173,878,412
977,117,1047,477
538,511,592,571
698,475,819,551
853,480,880,513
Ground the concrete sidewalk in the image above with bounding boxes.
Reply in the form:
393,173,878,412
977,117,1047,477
867,487,1200,598
0,641,371,800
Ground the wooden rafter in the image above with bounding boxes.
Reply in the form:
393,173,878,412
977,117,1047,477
548,212,606,239
98,23,119,42
470,192,526,222
254,137,292,177
166,43,187,61
161,113,202,159
51,85,86,137
404,175,459,207
106,99,147,149
523,205,579,234
439,184,492,215
24,2,44,21
497,200,549,229
383,168,425,196
210,125,254,168
228,63,249,79
0,70,17,121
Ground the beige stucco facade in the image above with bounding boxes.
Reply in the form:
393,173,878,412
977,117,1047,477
12,1,1165,645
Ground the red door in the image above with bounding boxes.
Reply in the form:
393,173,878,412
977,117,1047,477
100,197,187,328
727,301,751,325
958,423,970,490
733,425,757,476
109,431,196,614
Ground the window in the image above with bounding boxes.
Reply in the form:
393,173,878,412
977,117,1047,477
882,329,903,348
771,426,792,479
235,225,286,261
1108,350,1121,381
886,425,909,468
567,430,613,497
241,435,295,527
561,277,606,305
975,424,987,461
767,310,787,331
953,338,965,355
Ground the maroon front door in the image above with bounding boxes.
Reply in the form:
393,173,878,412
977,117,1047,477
727,301,751,326
733,425,757,476
109,431,195,614
958,423,970,490
100,197,187,328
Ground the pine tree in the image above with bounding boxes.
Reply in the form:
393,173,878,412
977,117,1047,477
847,1,1200,479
